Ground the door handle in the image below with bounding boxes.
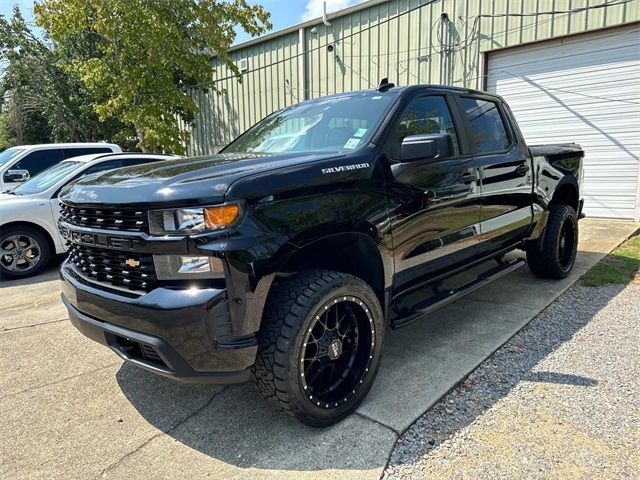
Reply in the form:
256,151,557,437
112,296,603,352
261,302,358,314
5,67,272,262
515,164,530,175
459,171,478,182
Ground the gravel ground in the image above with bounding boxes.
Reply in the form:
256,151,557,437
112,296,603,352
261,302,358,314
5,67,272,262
383,282,640,479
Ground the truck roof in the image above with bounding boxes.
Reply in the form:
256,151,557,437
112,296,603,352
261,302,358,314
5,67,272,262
298,84,500,104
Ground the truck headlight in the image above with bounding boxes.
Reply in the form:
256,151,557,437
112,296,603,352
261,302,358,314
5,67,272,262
154,255,224,280
149,204,241,235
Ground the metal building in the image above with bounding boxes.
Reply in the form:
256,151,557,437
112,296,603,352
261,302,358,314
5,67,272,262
184,0,640,220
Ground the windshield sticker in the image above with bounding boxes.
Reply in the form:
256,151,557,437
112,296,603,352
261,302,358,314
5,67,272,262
372,96,382,100
322,163,370,175
353,128,367,138
344,138,361,149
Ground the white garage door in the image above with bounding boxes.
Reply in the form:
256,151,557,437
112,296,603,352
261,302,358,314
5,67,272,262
487,25,640,220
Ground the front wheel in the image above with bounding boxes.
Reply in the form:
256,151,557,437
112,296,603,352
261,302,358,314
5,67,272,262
252,270,385,427
527,204,578,279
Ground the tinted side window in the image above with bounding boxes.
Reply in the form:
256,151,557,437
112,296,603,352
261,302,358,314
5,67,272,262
79,159,126,178
460,97,510,153
393,96,460,157
63,147,113,159
14,149,65,176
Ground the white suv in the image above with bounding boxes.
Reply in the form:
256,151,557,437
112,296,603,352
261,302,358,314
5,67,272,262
0,152,175,279
0,143,122,192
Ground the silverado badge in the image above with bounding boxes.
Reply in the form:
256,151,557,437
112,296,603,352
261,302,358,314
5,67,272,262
125,258,140,268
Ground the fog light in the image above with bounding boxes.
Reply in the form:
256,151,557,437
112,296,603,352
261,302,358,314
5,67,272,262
154,255,224,280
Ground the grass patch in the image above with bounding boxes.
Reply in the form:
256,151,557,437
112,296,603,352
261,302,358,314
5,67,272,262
582,233,640,287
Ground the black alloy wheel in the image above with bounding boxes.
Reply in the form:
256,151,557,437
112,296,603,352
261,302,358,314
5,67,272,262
557,217,576,270
252,270,384,426
527,204,578,279
301,295,375,409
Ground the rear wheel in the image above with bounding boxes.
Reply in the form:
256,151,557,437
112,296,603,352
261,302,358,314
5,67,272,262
527,204,578,279
252,270,384,426
0,226,50,279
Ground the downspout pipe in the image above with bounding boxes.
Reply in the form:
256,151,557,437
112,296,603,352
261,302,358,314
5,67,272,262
322,1,332,27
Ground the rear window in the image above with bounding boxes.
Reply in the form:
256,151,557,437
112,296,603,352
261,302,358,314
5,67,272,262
460,97,510,153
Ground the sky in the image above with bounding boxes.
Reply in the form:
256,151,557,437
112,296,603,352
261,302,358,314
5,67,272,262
0,0,35,22
236,0,368,44
0,0,369,45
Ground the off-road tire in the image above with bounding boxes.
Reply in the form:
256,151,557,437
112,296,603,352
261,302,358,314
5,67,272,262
0,226,50,280
251,270,385,426
527,204,578,279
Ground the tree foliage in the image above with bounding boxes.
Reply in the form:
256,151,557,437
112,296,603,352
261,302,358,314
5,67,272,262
0,8,131,147
35,0,271,153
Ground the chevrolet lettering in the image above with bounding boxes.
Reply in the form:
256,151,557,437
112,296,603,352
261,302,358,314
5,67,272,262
60,225,137,251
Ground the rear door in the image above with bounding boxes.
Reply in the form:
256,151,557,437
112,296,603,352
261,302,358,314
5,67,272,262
385,93,482,291
457,95,533,254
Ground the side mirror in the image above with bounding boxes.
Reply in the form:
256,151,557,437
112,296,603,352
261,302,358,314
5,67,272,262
400,133,454,163
4,169,30,183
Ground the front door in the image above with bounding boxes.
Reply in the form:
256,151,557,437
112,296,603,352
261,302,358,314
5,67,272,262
385,94,482,294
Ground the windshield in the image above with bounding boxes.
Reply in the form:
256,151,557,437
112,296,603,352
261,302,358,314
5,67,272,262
223,93,395,155
12,161,83,195
0,147,24,167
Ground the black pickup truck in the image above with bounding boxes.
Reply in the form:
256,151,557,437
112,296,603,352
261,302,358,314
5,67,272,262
58,83,584,426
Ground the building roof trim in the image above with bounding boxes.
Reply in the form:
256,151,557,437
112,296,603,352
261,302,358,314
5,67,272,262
225,0,391,54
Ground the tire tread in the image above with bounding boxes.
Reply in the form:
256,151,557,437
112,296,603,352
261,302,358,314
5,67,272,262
527,204,577,279
251,269,380,424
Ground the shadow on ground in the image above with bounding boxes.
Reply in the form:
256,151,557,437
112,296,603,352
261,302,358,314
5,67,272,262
116,365,392,473
113,247,629,474
0,255,64,287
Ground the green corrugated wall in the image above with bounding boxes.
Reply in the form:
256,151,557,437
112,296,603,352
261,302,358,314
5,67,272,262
184,0,639,155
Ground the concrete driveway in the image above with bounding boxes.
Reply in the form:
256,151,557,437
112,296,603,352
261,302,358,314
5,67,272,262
1,219,638,480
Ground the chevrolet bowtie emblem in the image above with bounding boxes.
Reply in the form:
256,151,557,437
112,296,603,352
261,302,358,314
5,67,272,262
125,258,140,268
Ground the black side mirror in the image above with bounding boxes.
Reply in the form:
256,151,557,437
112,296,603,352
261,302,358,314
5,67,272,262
4,169,30,183
400,133,454,163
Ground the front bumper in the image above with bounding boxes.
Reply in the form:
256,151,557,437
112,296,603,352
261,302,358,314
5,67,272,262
60,262,257,384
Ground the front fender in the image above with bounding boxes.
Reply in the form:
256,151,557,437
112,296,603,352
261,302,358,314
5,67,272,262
194,186,393,336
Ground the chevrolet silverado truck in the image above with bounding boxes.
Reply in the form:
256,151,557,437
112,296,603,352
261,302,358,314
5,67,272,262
58,82,584,426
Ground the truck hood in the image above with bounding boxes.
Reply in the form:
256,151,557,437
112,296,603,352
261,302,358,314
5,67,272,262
60,152,343,207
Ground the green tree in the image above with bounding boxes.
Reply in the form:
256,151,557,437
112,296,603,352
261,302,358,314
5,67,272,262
35,0,271,154
0,7,130,147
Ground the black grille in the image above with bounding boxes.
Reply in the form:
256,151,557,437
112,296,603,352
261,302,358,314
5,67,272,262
67,244,157,292
60,203,148,232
